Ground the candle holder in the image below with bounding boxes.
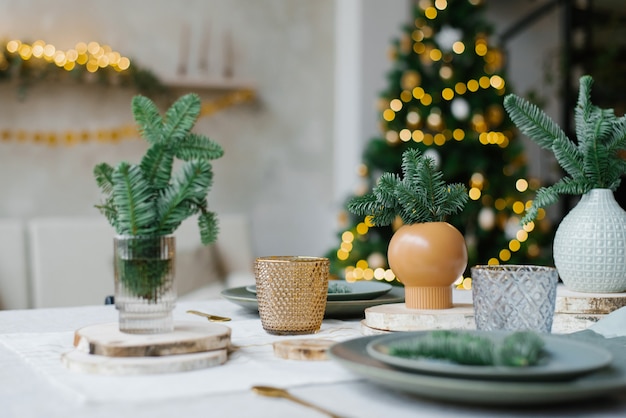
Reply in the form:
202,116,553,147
254,256,329,335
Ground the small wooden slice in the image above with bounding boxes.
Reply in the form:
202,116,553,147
272,339,336,361
61,348,227,375
74,321,231,357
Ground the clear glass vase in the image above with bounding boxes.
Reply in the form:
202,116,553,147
113,235,176,334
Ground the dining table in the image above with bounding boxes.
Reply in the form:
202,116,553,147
1,292,626,418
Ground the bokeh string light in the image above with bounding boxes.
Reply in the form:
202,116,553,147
4,39,131,73
0,38,256,146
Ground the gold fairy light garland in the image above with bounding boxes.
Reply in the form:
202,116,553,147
3,39,130,72
0,88,255,146
1,37,256,146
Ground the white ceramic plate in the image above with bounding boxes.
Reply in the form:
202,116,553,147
328,332,626,406
245,281,393,301
366,330,613,381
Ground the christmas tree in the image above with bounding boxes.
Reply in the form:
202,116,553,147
326,0,553,287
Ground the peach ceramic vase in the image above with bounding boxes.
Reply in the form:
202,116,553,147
387,222,468,309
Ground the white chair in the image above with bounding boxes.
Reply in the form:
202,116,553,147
28,217,116,308
28,214,254,307
177,213,255,300
0,219,29,310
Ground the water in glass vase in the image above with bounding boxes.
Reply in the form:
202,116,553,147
113,235,176,334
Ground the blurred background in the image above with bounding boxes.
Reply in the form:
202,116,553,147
0,0,624,307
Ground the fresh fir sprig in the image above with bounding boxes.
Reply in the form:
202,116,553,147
347,148,468,225
387,330,545,367
94,93,223,244
504,75,626,224
328,282,352,294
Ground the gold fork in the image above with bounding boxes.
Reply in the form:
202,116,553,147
252,385,345,418
186,310,232,322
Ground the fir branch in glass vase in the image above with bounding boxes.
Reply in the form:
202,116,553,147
93,93,223,298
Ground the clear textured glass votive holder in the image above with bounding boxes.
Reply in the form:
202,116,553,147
114,235,176,334
471,265,558,333
254,256,329,335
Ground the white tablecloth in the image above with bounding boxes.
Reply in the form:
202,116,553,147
1,298,626,418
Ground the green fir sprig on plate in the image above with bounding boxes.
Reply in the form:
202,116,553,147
328,282,353,294
504,75,626,224
388,330,545,367
347,148,468,225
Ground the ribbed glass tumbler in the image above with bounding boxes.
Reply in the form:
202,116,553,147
254,256,329,335
114,235,176,334
471,265,558,333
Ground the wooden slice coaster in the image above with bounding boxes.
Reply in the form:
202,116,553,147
61,348,227,375
359,320,392,336
552,312,605,333
74,321,231,357
364,303,475,332
272,339,336,361
555,285,626,314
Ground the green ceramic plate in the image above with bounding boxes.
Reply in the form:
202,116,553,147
245,281,393,301
220,285,404,318
329,332,626,406
366,331,612,381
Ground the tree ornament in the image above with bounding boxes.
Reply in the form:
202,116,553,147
427,110,444,129
400,34,412,54
401,71,421,90
355,180,370,197
478,207,496,230
450,98,470,120
435,25,463,51
439,65,453,80
504,217,521,240
486,104,505,126
367,252,387,270
423,148,441,169
406,110,421,127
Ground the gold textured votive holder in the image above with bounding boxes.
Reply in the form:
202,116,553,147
254,256,329,335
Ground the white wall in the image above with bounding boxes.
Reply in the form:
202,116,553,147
0,0,336,258
333,0,410,202
486,1,563,183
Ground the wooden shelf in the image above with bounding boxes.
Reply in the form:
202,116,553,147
159,75,255,92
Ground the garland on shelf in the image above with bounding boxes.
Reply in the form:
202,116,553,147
0,38,255,146
0,39,166,97
0,89,254,146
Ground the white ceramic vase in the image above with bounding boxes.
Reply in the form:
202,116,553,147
553,188,626,293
